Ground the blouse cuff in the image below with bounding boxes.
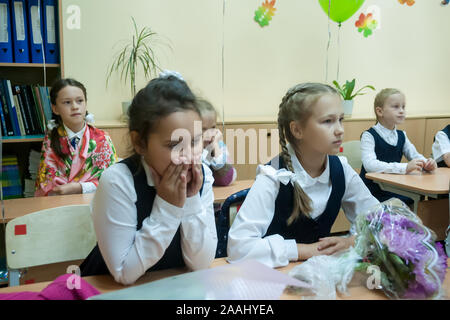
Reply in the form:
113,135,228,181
286,239,299,261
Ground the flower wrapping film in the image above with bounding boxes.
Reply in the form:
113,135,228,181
353,199,447,299
289,199,448,299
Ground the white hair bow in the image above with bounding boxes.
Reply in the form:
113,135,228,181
47,119,58,131
159,70,185,81
85,113,95,124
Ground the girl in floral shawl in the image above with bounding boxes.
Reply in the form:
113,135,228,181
35,78,117,196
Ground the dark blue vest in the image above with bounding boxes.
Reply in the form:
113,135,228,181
264,154,345,244
359,127,412,204
80,156,205,277
436,125,450,168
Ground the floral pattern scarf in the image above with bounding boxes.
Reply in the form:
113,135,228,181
35,124,117,196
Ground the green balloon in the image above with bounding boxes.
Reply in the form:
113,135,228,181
318,0,365,24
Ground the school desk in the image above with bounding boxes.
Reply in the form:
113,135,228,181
1,180,254,223
365,167,450,240
0,257,449,300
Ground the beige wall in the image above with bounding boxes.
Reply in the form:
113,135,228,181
61,0,450,122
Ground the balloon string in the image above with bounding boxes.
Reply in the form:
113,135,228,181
337,23,341,83
221,0,225,133
325,0,331,82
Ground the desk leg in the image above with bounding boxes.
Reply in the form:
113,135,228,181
377,182,423,214
8,269,20,286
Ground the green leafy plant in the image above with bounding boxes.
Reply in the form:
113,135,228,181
106,17,169,98
332,79,375,101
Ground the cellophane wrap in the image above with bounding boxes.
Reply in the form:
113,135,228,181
289,199,448,299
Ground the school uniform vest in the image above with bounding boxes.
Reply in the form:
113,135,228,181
359,127,409,203
436,125,450,168
79,156,205,277
264,154,345,244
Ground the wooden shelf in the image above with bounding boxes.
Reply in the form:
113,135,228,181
0,63,60,68
1,135,45,143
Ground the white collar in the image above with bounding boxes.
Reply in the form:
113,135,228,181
64,123,86,141
141,157,155,187
375,122,397,135
286,143,330,187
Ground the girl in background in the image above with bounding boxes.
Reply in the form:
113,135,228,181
35,78,117,196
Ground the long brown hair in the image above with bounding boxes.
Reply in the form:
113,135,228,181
49,78,88,160
277,82,339,225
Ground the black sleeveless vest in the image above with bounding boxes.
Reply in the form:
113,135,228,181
264,154,345,244
360,127,405,202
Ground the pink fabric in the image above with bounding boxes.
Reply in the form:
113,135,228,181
35,124,117,196
0,274,100,300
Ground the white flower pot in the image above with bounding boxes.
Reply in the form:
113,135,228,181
121,101,132,121
343,100,354,118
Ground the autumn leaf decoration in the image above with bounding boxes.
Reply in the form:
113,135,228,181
254,0,276,27
355,13,378,38
398,0,415,6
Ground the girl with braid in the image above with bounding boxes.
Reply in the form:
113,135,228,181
227,83,379,268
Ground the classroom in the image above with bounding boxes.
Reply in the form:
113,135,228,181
0,0,449,301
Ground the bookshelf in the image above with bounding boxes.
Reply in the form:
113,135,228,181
1,0,64,199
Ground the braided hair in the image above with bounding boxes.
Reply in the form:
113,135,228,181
277,83,339,225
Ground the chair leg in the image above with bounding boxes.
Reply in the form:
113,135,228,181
8,269,20,287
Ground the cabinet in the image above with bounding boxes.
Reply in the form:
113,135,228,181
0,0,64,198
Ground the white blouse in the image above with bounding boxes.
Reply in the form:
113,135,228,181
432,130,450,163
360,123,426,174
91,159,217,285
226,144,379,268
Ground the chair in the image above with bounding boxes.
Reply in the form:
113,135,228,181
5,204,97,286
215,188,250,258
337,140,362,171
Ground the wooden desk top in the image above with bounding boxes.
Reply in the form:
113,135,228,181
212,179,254,203
0,258,449,299
1,180,255,223
2,193,95,223
365,167,450,195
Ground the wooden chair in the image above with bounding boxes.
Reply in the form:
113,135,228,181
5,204,96,286
337,140,362,172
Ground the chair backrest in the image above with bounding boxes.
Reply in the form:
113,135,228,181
5,204,97,269
337,140,362,171
215,188,250,258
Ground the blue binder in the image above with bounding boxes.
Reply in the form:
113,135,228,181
41,0,58,64
26,0,44,63
0,0,13,62
10,0,30,63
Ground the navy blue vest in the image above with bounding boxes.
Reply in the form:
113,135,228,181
264,154,345,244
436,125,450,168
80,156,205,277
359,127,406,202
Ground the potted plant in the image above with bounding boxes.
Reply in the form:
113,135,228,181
106,17,169,119
332,79,375,117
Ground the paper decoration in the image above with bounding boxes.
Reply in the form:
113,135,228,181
355,13,378,37
254,0,276,27
398,0,415,6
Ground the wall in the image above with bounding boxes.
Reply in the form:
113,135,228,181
61,0,450,122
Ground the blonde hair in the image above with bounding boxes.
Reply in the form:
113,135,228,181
374,88,403,122
278,83,339,225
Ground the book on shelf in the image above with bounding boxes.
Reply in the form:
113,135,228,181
1,155,23,199
0,78,51,138
23,149,41,198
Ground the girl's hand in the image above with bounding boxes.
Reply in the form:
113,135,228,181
406,159,424,174
316,235,355,256
186,163,203,198
204,129,223,159
150,162,187,208
297,242,322,261
423,158,437,172
50,182,82,195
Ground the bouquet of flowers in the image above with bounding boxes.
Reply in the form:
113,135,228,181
289,199,448,299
